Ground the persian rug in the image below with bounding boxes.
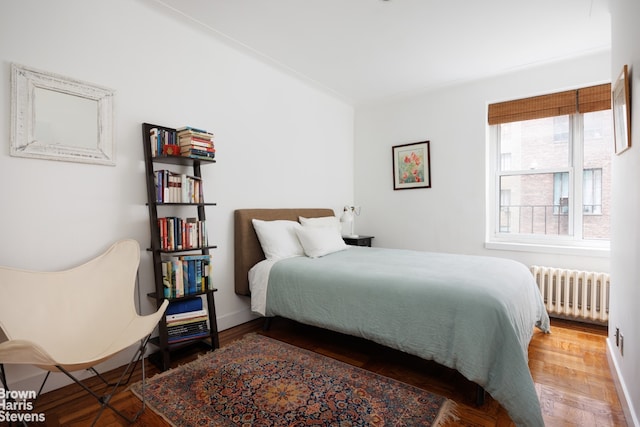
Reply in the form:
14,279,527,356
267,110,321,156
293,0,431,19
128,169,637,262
131,334,455,426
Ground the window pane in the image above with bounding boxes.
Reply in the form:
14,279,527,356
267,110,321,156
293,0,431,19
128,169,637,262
583,169,602,214
582,110,612,240
499,174,569,236
500,116,570,171
553,116,569,142
553,172,569,214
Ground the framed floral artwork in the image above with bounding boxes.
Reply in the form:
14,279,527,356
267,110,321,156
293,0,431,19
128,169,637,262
392,141,431,190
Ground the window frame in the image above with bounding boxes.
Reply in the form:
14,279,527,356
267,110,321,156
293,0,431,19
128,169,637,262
486,113,610,257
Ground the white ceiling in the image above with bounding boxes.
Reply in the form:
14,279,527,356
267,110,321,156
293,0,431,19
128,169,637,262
153,0,611,105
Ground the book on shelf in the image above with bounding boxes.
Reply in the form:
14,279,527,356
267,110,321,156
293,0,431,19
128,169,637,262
186,152,217,161
176,126,214,137
166,309,208,323
167,316,209,335
168,329,208,342
167,319,208,337
162,258,184,298
167,324,210,343
161,254,213,298
179,140,215,159
181,148,215,159
167,330,210,344
166,298,203,315
179,135,214,149
180,146,215,155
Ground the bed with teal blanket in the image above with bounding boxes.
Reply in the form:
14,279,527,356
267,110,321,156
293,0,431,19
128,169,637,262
234,208,550,427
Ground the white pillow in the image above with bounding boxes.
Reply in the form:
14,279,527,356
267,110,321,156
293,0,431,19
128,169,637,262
299,216,341,233
295,226,347,258
252,219,304,260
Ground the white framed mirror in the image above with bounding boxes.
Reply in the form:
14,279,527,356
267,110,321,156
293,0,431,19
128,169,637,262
10,63,115,165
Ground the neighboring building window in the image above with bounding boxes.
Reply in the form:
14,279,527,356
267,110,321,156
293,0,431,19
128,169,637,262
553,172,570,215
554,169,603,215
487,84,612,247
500,153,512,170
499,189,512,232
583,169,602,215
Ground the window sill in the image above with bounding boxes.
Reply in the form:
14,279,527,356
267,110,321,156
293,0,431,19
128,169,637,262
485,240,610,258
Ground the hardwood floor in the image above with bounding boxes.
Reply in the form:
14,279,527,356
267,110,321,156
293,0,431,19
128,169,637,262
28,317,626,426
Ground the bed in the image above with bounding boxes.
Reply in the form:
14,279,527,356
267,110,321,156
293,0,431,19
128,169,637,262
234,208,550,427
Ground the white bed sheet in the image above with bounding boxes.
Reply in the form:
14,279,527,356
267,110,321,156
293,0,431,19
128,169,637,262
248,258,277,316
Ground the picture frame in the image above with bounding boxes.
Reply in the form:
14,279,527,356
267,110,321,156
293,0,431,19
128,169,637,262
392,140,431,190
612,64,631,155
10,63,116,165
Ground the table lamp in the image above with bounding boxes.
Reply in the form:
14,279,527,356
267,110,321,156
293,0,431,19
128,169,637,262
340,205,361,238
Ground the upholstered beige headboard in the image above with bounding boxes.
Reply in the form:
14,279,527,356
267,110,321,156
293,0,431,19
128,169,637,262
234,208,335,296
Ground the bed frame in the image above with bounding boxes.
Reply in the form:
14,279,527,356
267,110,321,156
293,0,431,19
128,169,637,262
234,208,335,296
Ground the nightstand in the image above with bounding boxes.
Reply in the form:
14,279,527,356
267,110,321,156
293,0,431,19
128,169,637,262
342,235,374,247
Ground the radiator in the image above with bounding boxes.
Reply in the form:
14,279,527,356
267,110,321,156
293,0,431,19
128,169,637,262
530,265,610,324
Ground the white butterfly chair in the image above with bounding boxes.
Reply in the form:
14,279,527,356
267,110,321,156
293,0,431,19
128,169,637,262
0,239,169,425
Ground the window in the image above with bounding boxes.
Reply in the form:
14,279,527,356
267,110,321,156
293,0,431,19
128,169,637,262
487,84,612,251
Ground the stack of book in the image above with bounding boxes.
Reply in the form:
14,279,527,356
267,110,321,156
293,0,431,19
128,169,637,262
176,126,215,160
162,254,213,298
165,298,209,345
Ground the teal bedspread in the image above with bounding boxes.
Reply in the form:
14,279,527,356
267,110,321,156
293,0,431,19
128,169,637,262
266,247,550,427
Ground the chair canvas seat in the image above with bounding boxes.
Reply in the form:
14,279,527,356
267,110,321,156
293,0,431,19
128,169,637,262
0,239,169,424
0,239,167,370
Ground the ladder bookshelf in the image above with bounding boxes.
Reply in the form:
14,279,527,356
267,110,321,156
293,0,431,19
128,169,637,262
141,122,219,371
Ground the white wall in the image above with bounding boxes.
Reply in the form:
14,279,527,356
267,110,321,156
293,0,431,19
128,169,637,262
609,0,640,425
0,0,353,391
354,51,611,273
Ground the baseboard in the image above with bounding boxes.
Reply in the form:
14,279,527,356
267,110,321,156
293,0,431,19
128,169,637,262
216,307,259,331
606,338,639,427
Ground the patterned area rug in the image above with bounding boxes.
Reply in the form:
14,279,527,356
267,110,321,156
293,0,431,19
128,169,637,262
131,334,455,426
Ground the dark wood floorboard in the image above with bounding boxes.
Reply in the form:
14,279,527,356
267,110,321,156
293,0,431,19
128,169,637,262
23,317,626,426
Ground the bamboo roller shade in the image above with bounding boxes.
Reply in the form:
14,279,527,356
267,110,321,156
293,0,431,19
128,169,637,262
488,83,611,125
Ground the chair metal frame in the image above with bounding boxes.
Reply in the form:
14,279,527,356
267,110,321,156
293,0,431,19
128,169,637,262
0,335,151,426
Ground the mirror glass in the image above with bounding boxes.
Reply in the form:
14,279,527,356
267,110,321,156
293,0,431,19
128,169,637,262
34,87,99,150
